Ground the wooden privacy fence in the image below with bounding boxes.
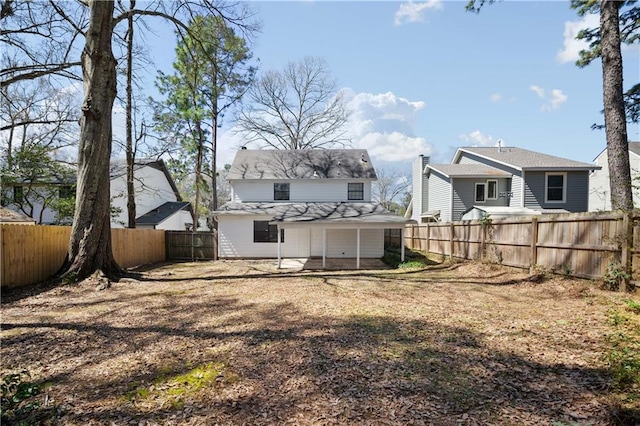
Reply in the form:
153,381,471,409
401,211,639,282
1,224,166,289
165,231,216,261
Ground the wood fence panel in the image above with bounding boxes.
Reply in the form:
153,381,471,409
165,231,215,261
1,225,166,288
403,212,639,282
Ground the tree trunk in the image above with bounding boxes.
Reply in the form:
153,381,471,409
600,0,633,211
125,0,136,228
61,0,120,281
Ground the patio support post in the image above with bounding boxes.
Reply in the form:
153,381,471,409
322,228,327,268
277,224,281,269
356,228,361,269
401,226,405,262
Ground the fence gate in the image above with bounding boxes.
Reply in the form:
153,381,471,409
165,231,216,261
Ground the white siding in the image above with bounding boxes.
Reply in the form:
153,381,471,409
326,229,383,258
428,172,452,222
218,215,311,258
111,166,179,228
231,180,372,203
589,150,640,211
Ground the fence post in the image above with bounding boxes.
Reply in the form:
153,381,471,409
480,222,486,262
621,212,632,292
530,217,538,273
426,222,430,254
449,222,454,262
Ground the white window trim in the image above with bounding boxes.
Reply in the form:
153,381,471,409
487,179,498,200
474,182,486,203
545,172,567,203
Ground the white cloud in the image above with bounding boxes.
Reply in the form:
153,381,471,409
343,90,432,163
529,85,567,111
458,130,498,147
394,0,443,26
557,14,599,64
489,93,502,103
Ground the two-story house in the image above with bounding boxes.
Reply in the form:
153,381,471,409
409,145,599,223
3,158,197,230
214,148,413,267
589,141,640,211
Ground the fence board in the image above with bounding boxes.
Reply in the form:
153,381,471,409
165,231,216,261
402,211,639,282
1,225,166,288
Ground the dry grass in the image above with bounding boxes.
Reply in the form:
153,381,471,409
1,259,639,425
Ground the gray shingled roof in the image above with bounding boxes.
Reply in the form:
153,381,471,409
215,202,412,225
0,207,35,223
629,142,640,156
457,147,598,170
136,201,190,226
227,149,377,180
427,164,511,178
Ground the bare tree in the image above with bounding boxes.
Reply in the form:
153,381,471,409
372,167,410,212
235,56,350,150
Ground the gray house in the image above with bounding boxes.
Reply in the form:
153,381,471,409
409,146,600,223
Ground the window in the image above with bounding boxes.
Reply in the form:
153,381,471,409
253,221,284,243
59,185,74,199
274,183,290,200
546,173,566,203
475,183,485,203
12,186,23,203
348,182,364,200
487,180,498,200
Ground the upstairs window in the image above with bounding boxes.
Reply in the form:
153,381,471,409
348,182,364,200
475,183,485,203
12,186,23,203
59,185,74,199
546,173,566,203
487,180,498,200
274,183,290,200
253,220,284,243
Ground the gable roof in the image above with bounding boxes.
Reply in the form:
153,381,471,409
0,207,35,224
454,146,598,171
135,201,190,226
427,164,511,178
110,158,182,202
227,149,377,180
629,142,640,157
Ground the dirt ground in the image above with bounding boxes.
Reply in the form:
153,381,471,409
1,258,638,425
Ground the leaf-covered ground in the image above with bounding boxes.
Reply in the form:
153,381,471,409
1,259,638,425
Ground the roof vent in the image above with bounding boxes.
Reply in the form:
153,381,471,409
497,139,503,152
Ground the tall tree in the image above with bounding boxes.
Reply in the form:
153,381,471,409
372,167,410,212
152,15,255,233
235,56,350,150
466,0,637,210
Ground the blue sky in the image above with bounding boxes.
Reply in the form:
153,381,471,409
141,1,640,176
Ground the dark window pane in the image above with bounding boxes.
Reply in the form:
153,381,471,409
348,182,364,200
253,220,284,243
475,184,485,202
274,183,290,200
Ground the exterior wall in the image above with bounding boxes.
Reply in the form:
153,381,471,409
2,185,65,225
589,150,640,211
231,179,373,203
111,166,179,228
411,156,429,222
218,215,383,258
427,171,452,222
523,171,589,212
156,210,192,231
218,215,311,258
451,178,510,221
455,151,524,207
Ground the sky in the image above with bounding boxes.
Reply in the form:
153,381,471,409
139,0,640,177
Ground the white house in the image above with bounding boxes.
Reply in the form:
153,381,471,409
589,142,640,211
3,158,197,230
213,149,414,267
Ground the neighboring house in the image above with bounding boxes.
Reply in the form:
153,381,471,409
408,145,600,223
2,159,197,230
589,141,640,211
213,148,414,266
0,207,35,225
